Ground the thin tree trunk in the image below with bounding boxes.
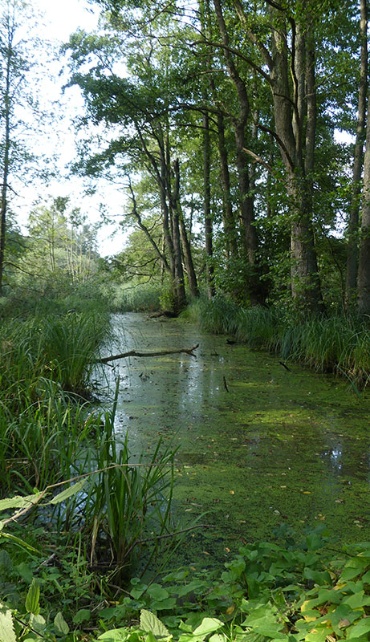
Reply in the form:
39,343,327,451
172,158,199,298
216,110,238,258
0,35,11,294
213,0,261,304
203,110,215,298
346,0,368,308
358,84,370,315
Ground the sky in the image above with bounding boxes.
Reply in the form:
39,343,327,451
17,0,128,256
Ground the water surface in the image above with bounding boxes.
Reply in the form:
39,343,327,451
100,313,370,565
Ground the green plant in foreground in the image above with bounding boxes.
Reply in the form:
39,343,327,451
97,537,370,642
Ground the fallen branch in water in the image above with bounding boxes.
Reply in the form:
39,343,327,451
96,344,199,364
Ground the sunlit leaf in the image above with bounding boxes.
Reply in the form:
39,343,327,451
0,603,16,642
0,492,44,512
54,612,69,635
192,618,223,636
140,609,171,638
49,478,87,505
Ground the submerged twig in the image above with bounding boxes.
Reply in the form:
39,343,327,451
96,344,199,364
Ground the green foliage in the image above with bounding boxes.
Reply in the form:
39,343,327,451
0,311,109,399
83,536,370,641
110,283,163,312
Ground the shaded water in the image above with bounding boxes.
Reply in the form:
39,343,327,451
100,313,370,565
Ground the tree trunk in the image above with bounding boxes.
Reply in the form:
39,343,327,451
346,0,368,308
0,30,11,295
203,110,215,298
216,110,238,258
213,0,262,304
172,158,199,298
358,84,370,315
270,8,323,312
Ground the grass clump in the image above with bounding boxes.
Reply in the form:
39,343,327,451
187,295,240,335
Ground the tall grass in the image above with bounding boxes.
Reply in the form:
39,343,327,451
0,312,110,401
41,312,109,392
50,394,178,583
0,311,110,495
187,295,240,335
188,297,370,387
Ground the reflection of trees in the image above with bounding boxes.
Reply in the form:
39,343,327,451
321,435,368,479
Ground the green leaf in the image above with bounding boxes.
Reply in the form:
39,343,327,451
147,585,170,601
0,492,45,512
140,610,171,638
54,611,70,635
73,608,91,624
242,604,286,639
209,634,227,642
192,618,224,637
25,579,40,615
49,478,87,505
0,604,16,642
340,557,370,581
0,532,39,555
98,628,131,641
347,617,370,639
342,590,370,609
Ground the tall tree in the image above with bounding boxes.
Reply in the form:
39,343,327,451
0,0,47,294
346,0,368,308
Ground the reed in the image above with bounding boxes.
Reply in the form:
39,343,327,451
190,295,240,335
235,306,282,351
93,437,175,579
53,395,179,583
41,312,110,393
0,384,100,496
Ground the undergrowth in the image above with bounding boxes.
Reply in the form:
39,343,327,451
186,298,370,388
1,517,370,641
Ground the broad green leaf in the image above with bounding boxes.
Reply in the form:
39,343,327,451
49,478,87,505
54,611,70,635
25,578,40,615
340,557,370,581
0,604,16,642
152,598,177,611
304,625,334,642
147,585,169,601
29,613,46,634
347,617,370,639
140,610,171,638
209,634,227,642
342,590,370,609
98,628,131,640
192,618,223,637
73,608,91,624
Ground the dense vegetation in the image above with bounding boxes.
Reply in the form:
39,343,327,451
1,0,370,640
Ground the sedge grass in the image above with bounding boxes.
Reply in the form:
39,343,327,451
53,391,179,583
190,298,370,387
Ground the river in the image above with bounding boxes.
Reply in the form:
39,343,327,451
99,313,370,566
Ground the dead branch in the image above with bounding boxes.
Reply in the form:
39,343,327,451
96,344,199,364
